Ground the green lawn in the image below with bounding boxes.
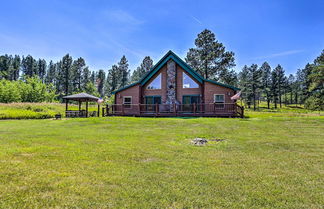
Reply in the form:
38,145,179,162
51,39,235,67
0,116,323,208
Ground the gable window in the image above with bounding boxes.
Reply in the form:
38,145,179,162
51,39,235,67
214,94,225,109
123,96,132,108
183,73,199,88
147,74,161,89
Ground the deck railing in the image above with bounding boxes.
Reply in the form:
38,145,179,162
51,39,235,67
105,103,244,117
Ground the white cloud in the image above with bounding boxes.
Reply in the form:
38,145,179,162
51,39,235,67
252,50,304,60
190,15,202,25
102,9,144,25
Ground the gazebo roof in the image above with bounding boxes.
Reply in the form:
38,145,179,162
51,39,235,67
62,93,99,101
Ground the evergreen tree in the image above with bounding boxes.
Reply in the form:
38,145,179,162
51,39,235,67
37,59,47,82
96,69,106,97
287,74,295,104
238,65,253,108
11,55,21,80
219,69,238,86
90,71,96,84
185,29,235,80
58,54,73,96
45,61,56,85
118,55,129,88
305,50,324,110
71,57,86,92
131,56,153,82
81,67,91,91
22,55,37,78
106,65,120,95
271,69,279,108
0,54,12,80
260,62,272,109
274,65,285,108
248,64,262,110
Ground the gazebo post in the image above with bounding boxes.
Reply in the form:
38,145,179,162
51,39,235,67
78,101,81,111
97,104,100,117
65,99,68,111
86,101,88,118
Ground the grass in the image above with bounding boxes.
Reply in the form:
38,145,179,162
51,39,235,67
0,115,323,208
0,103,99,119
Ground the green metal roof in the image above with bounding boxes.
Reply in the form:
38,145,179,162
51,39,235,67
205,79,241,91
112,50,240,94
112,82,140,94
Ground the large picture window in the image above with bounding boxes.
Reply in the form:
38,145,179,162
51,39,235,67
123,96,132,108
183,73,199,88
214,94,225,109
147,74,161,89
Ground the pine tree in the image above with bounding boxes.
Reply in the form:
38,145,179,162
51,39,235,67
11,55,21,80
260,62,272,109
71,57,86,92
0,54,12,80
96,69,106,97
90,71,96,84
185,29,235,80
22,55,37,78
305,50,324,110
287,74,295,105
37,59,47,82
238,65,252,108
81,67,91,91
271,69,279,108
106,65,120,95
248,64,262,110
218,69,238,86
118,55,129,88
274,65,285,108
58,54,73,96
131,56,153,82
45,61,56,86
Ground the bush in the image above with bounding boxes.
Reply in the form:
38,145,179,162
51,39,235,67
0,103,65,119
0,77,56,103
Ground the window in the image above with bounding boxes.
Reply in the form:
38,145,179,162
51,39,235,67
183,73,199,88
214,94,225,109
147,74,161,89
123,96,132,108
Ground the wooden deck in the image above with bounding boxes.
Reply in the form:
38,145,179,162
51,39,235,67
103,103,244,118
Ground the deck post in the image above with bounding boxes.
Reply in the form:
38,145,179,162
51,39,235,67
193,103,196,115
173,103,177,116
138,104,141,116
122,104,124,115
86,101,88,117
155,103,159,116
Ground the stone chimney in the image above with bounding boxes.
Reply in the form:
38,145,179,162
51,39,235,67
166,60,176,104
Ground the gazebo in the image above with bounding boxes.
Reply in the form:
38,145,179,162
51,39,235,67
62,93,100,117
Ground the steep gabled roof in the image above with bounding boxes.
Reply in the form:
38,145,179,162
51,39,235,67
112,50,240,94
139,50,204,85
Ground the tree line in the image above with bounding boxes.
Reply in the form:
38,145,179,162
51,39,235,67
237,51,323,111
0,29,323,110
0,53,154,101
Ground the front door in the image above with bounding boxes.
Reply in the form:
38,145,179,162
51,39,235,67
145,96,161,112
182,95,200,112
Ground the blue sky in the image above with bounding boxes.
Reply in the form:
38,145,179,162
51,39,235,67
0,0,323,75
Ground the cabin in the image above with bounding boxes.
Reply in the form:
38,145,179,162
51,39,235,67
110,50,243,117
